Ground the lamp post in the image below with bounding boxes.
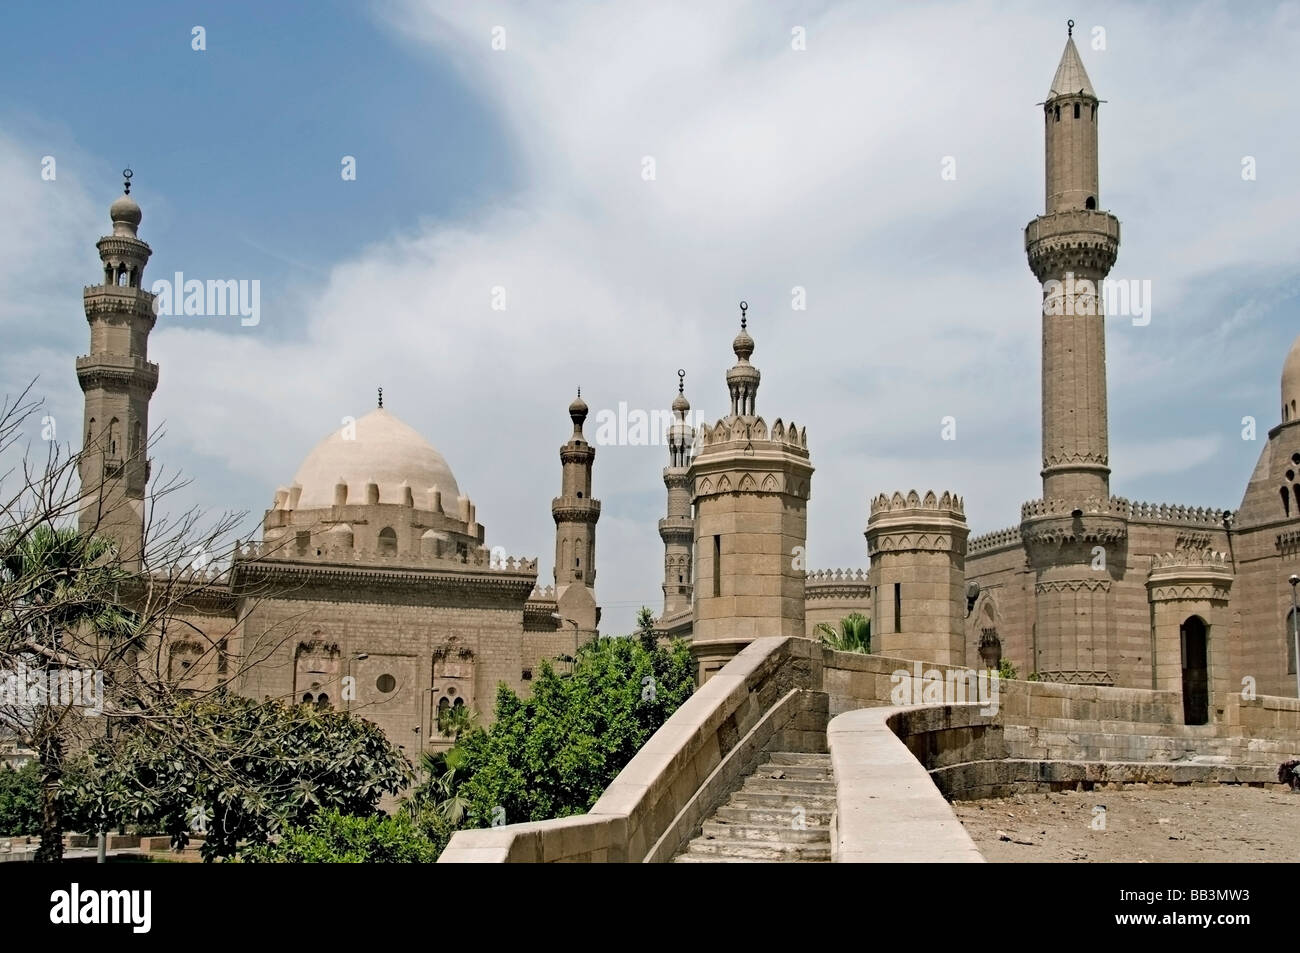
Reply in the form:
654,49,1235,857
345,652,368,712
1290,575,1300,699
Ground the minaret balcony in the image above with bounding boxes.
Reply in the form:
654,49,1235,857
83,284,157,316
657,515,693,539
75,354,160,392
551,496,601,524
1025,209,1120,281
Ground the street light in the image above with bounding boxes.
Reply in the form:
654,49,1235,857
345,653,368,712
1290,575,1300,699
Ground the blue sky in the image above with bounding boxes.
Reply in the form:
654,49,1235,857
2,0,1299,634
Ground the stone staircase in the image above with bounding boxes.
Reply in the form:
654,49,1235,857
672,752,834,862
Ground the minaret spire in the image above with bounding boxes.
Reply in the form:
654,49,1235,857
726,300,760,417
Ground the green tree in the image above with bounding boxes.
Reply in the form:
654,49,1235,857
816,612,871,654
634,606,657,652
0,524,134,861
240,808,451,863
62,692,410,861
450,633,695,827
0,760,42,836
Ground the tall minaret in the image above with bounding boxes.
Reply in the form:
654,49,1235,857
78,170,158,569
552,390,600,639
1026,21,1120,502
1021,27,1127,688
659,370,695,618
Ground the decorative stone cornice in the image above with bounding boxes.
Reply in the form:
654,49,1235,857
1035,578,1110,594
866,491,968,556
233,557,538,599
1146,550,1233,603
1024,209,1120,282
1035,670,1115,686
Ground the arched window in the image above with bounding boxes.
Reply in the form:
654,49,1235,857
87,418,95,448
315,693,330,710
1085,196,1096,210
378,526,397,555
453,697,464,708
1054,105,1060,122
302,692,314,704
107,418,120,456
1282,487,1291,518
1073,102,1080,119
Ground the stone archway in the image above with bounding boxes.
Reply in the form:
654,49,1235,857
1180,615,1209,725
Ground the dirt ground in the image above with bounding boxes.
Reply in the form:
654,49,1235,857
952,784,1300,862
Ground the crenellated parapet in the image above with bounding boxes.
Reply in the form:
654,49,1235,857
968,525,1020,556
870,489,964,517
694,416,808,453
805,568,870,600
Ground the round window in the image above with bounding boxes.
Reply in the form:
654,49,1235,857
376,673,396,693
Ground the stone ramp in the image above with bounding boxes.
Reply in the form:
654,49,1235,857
673,752,833,863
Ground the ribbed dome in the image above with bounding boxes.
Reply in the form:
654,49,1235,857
290,409,460,509
1283,335,1300,423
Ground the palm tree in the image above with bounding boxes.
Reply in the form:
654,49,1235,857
815,612,871,654
0,524,134,862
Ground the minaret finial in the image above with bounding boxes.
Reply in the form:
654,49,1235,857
377,386,383,409
122,167,133,195
577,386,581,398
739,300,748,330
677,368,685,394
1067,18,1073,37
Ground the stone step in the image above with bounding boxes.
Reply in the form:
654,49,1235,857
683,838,832,862
671,853,823,863
740,776,836,796
727,790,838,811
701,819,829,843
767,752,834,766
712,804,835,827
753,761,833,781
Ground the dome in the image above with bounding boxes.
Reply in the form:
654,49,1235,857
1283,335,1300,423
290,409,461,509
672,392,690,414
110,194,142,229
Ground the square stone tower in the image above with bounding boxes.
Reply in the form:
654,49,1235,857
688,304,813,679
866,490,969,666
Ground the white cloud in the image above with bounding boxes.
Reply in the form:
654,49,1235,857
7,1,1300,633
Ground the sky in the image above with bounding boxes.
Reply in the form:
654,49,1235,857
2,0,1298,634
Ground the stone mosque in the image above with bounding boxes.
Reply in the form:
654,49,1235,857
71,28,1300,758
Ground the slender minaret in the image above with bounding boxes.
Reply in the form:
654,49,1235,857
659,370,695,618
78,170,158,569
1026,21,1120,502
1021,27,1127,687
552,390,600,638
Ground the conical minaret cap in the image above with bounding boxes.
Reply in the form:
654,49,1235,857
1048,28,1096,100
